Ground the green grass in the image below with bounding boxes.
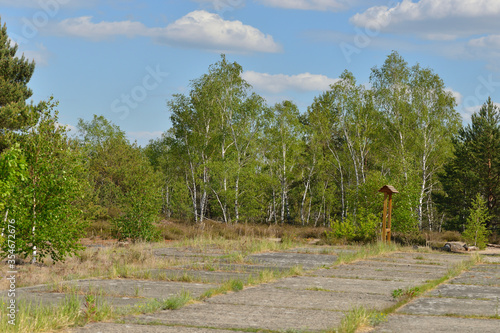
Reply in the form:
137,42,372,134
0,293,112,333
163,290,192,310
198,266,304,301
326,306,387,333
335,242,401,265
382,254,482,316
324,253,483,333
4,242,478,333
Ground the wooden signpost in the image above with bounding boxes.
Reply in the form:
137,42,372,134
378,185,398,244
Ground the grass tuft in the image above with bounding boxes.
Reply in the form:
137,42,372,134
162,290,192,310
335,242,400,265
334,306,387,333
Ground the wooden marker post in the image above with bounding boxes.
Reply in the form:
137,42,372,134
378,185,398,244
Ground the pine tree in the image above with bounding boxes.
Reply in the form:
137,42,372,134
438,98,500,231
0,19,41,151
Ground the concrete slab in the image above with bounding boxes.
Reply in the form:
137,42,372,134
21,279,217,299
368,252,468,266
451,266,500,286
247,252,337,269
429,283,500,300
483,255,500,263
278,276,417,295
2,291,149,308
373,314,500,333
313,263,444,283
132,303,344,332
205,285,396,311
284,247,356,255
351,260,448,271
17,247,487,333
69,323,241,333
399,296,500,317
214,263,292,273
148,269,254,283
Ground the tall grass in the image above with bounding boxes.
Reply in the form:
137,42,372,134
335,242,401,265
173,235,301,255
0,293,113,333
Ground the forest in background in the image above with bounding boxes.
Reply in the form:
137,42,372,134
1,20,499,262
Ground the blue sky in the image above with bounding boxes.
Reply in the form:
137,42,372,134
2,0,500,146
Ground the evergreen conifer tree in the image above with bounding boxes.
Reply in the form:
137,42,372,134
0,19,41,151
437,97,500,231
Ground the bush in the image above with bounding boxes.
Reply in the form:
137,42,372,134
462,194,491,249
327,208,379,243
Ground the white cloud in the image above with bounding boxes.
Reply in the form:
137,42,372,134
151,11,281,53
445,87,463,105
56,122,77,133
19,43,51,66
458,97,500,123
257,0,348,11
192,0,245,11
49,16,150,40
351,0,500,40
46,11,280,53
469,35,500,49
466,36,500,70
242,71,338,93
459,102,500,123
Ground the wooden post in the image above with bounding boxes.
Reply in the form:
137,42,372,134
387,193,393,244
378,185,398,244
382,193,388,242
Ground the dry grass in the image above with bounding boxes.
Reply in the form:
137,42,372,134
0,242,183,290
0,223,308,290
156,219,328,241
1,221,454,291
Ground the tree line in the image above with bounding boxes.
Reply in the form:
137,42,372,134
148,54,462,233
0,19,498,262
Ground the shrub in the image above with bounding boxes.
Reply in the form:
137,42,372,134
462,194,491,249
327,208,379,243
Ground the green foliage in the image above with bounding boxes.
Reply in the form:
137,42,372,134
338,306,386,333
2,100,88,262
78,115,162,242
0,143,27,212
149,53,460,230
392,287,421,300
390,171,420,241
167,54,267,224
462,194,491,249
438,98,500,231
162,290,191,310
0,19,43,152
328,208,379,243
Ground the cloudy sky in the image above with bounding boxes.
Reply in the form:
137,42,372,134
2,0,500,145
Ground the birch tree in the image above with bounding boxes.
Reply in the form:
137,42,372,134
371,51,460,231
9,100,88,262
264,101,303,224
